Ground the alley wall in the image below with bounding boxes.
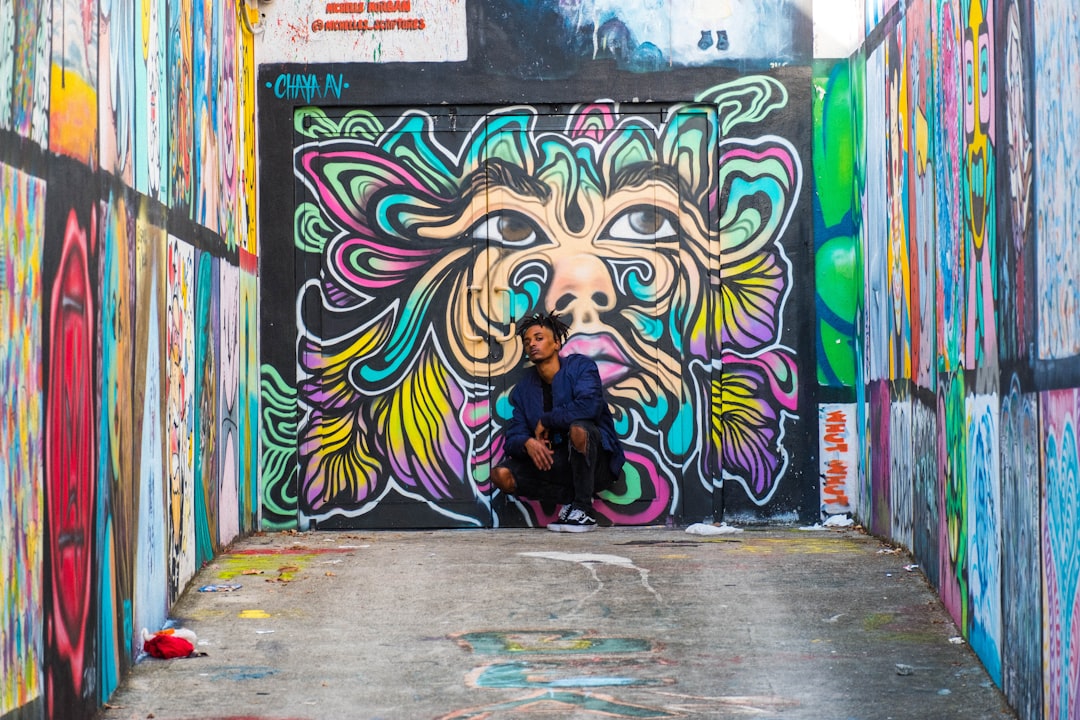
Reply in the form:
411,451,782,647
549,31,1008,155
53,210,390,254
813,0,1079,717
0,3,259,718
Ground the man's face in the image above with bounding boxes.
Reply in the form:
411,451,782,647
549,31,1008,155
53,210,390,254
521,324,561,366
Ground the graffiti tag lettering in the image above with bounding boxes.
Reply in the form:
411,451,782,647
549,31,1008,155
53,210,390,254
818,404,856,518
269,74,349,102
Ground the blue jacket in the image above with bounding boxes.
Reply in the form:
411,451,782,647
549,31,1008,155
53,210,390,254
503,353,626,478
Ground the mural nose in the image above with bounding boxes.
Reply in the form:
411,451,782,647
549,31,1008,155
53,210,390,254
549,254,615,328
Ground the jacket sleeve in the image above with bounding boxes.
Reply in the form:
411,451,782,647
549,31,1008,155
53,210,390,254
503,383,533,458
541,356,605,430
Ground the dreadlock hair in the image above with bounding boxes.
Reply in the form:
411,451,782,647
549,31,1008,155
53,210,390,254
517,311,571,345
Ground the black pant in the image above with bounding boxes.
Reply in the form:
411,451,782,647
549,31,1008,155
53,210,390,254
497,421,616,511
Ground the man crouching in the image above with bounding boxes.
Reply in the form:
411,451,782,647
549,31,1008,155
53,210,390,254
491,312,626,532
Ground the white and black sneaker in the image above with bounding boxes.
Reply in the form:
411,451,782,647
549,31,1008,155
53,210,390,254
548,507,597,533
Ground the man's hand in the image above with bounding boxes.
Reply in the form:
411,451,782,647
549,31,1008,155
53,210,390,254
525,437,554,471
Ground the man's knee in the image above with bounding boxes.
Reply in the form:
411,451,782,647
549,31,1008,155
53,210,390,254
569,422,599,454
569,424,589,453
491,466,517,494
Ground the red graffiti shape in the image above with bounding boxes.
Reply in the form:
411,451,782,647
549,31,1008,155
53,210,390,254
46,209,97,698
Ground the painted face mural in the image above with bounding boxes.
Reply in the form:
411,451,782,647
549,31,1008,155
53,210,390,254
962,0,997,366
45,208,97,711
963,0,993,252
294,79,801,527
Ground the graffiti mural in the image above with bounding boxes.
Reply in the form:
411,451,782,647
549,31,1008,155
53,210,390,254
4,0,52,143
1042,388,1080,720
934,0,964,372
96,189,137,699
167,0,195,215
966,387,1001,684
132,210,169,673
481,0,809,78
818,403,858,519
866,0,900,35
239,252,260,531
996,0,1033,364
291,78,806,529
43,197,99,718
910,395,938,589
885,26,911,381
1034,0,1080,360
166,237,195,601
2,0,250,716
50,0,98,164
907,0,936,391
0,5,11,128
100,0,135,184
812,61,860,389
999,375,1040,719
961,0,997,368
937,369,966,628
259,363,299,530
134,0,167,198
193,0,221,231
219,0,240,249
1,164,45,716
863,45,889,383
194,250,221,567
237,13,258,253
889,392,913,549
219,261,241,546
866,380,890,536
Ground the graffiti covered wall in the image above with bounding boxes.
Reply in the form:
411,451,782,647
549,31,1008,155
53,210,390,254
257,0,813,71
0,0,258,717
253,0,818,533
814,0,1079,713
257,2,818,530
1,164,46,716
284,86,812,530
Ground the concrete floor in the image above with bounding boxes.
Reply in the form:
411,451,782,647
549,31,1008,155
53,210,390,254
97,525,1017,720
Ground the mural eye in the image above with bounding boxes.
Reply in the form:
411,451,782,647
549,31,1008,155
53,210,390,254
471,213,539,247
977,29,991,128
605,206,678,242
963,32,975,136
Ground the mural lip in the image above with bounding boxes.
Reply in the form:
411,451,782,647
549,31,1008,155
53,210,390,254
562,332,632,384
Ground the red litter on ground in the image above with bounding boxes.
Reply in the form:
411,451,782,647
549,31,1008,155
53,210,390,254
142,628,198,659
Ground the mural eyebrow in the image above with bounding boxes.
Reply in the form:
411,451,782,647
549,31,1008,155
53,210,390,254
465,159,552,204
610,162,680,194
